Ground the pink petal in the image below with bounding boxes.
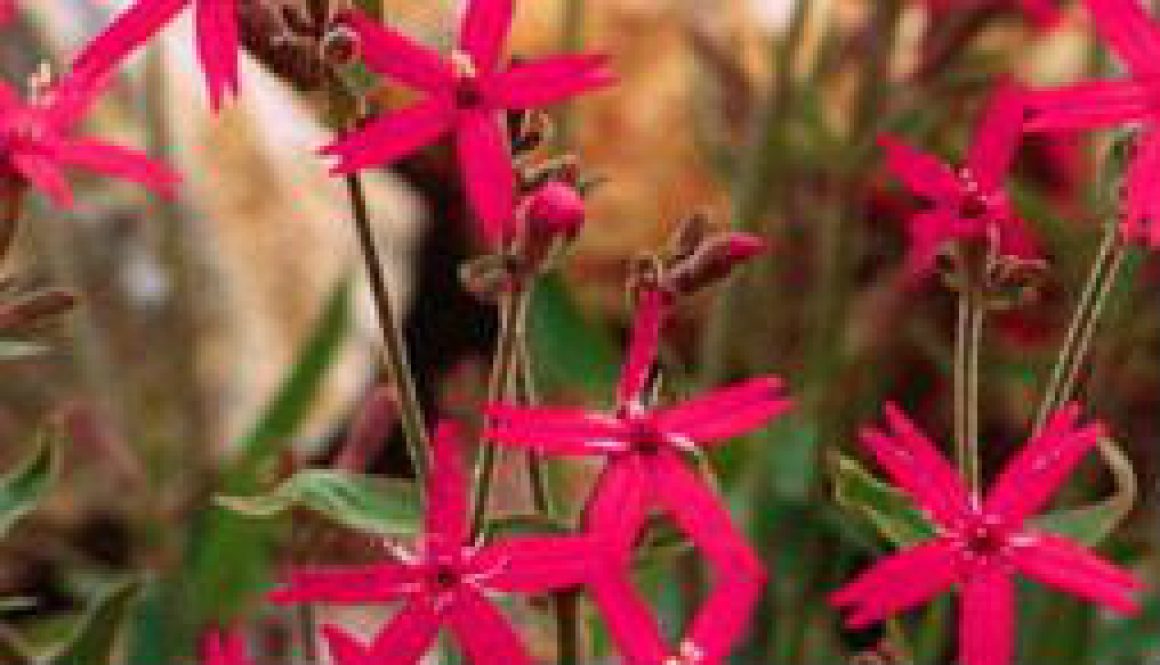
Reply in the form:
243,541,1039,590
581,457,651,553
320,626,376,665
904,208,958,276
10,152,74,208
685,574,765,665
484,404,631,456
478,536,600,593
445,590,533,665
488,55,616,109
1086,0,1160,77
457,0,513,73
651,376,792,446
859,404,972,527
984,404,1105,523
830,540,959,629
195,0,240,111
1012,533,1142,614
1019,0,1063,28
426,421,469,551
42,72,108,131
363,600,442,660
52,139,181,198
959,568,1015,665
587,569,670,665
268,562,419,605
340,10,454,91
878,134,961,202
1120,131,1160,247
455,109,516,245
651,450,765,579
1024,80,1154,133
966,81,1026,192
70,0,187,85
202,629,250,665
323,97,454,173
616,287,670,409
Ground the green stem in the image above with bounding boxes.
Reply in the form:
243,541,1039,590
954,287,985,497
342,173,429,481
1033,226,1125,432
470,286,529,539
297,605,319,663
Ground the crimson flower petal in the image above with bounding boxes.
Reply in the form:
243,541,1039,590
320,626,375,665
830,540,959,629
1086,0,1160,77
651,450,765,578
582,457,651,553
588,570,670,665
959,569,1015,665
202,629,250,665
52,139,180,198
967,81,1026,192
484,404,630,455
616,287,670,409
984,404,1105,523
426,421,469,551
195,0,240,111
71,0,187,85
488,55,616,109
1019,0,1062,28
456,109,516,244
651,376,792,446
904,208,958,276
363,601,442,661
1120,131,1160,248
268,562,419,605
479,536,600,593
340,10,454,91
457,0,514,74
685,574,765,665
445,590,533,665
1024,80,1153,132
1012,533,1142,614
10,153,74,208
878,134,961,201
859,404,972,526
323,97,454,173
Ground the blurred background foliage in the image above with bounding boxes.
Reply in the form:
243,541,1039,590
0,0,1156,663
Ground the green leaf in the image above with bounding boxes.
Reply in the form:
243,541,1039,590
217,469,420,538
1034,438,1137,546
483,514,573,540
528,274,619,399
831,454,937,548
0,434,57,536
51,578,142,665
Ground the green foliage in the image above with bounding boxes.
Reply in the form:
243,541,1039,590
528,274,619,399
1033,439,1137,546
51,578,142,665
0,434,57,537
831,454,937,548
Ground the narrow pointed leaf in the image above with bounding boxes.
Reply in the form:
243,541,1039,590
52,578,142,665
831,454,938,547
0,434,57,536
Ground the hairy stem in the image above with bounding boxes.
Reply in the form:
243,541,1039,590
342,173,429,481
1034,226,1125,432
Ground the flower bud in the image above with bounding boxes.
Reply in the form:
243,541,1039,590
525,181,586,240
662,231,767,294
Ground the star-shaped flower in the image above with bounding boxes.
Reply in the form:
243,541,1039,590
831,403,1142,665
879,82,1037,276
323,2,615,244
485,288,791,664
0,63,179,208
72,0,239,111
269,421,600,665
1025,0,1160,246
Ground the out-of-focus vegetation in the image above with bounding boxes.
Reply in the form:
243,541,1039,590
0,1,1156,663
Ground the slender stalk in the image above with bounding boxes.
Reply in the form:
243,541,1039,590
1033,226,1125,432
469,286,529,538
954,286,985,496
342,173,429,480
297,605,319,664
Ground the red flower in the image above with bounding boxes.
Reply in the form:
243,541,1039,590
269,422,599,665
323,3,614,244
831,404,1142,665
1025,0,1160,246
485,288,791,664
201,629,251,665
72,0,239,111
880,82,1037,276
0,64,179,208
925,0,1062,29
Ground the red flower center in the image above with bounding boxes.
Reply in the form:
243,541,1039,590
455,77,486,109
624,418,663,455
430,564,460,590
958,514,1012,561
958,192,991,220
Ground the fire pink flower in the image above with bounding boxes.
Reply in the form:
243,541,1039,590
880,82,1037,276
0,64,179,208
269,421,599,665
71,0,239,111
831,404,1142,665
485,288,791,664
323,3,615,244
202,629,251,665
1025,0,1160,246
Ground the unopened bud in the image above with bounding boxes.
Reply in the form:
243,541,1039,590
321,24,361,66
525,181,586,240
336,385,398,472
662,232,767,294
